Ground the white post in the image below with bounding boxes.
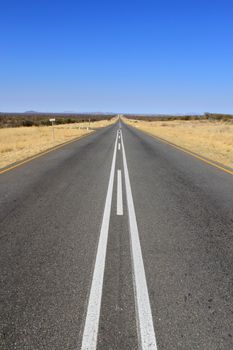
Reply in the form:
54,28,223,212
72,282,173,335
52,121,55,141
49,118,56,141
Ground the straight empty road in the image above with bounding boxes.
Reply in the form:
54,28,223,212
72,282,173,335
0,120,233,350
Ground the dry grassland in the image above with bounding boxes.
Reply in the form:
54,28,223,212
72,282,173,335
0,118,116,169
125,118,233,169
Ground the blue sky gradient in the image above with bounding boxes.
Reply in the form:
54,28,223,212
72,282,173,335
1,0,233,113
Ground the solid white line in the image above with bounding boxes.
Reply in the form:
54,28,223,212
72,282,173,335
121,130,158,350
118,143,121,151
81,132,118,350
117,170,123,215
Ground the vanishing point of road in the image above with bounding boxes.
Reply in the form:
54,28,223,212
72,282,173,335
0,120,233,350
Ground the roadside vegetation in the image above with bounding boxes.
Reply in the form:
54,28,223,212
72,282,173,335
124,114,233,169
124,112,233,122
0,112,115,128
0,116,116,169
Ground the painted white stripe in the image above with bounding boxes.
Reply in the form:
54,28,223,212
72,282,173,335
81,132,118,350
118,143,121,151
121,130,158,350
117,170,123,215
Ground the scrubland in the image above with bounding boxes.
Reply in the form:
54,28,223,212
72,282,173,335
0,118,116,169
125,118,233,169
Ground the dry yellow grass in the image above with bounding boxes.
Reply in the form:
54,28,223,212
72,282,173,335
0,118,116,169
124,118,233,169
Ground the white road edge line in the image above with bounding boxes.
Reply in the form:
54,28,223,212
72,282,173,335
118,143,121,151
81,132,118,350
117,170,123,215
120,130,158,350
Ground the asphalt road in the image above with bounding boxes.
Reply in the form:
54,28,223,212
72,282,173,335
0,120,233,350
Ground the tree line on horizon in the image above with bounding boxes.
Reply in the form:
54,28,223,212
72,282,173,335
124,113,233,122
0,113,116,128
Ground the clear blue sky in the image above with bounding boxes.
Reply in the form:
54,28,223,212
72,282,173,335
1,0,233,114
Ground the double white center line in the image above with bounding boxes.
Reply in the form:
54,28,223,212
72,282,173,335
121,130,157,349
81,129,157,350
81,133,118,350
117,170,123,215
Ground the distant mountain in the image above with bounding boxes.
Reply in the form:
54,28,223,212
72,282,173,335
62,111,77,114
24,110,39,114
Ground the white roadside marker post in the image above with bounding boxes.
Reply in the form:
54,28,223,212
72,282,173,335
49,118,56,142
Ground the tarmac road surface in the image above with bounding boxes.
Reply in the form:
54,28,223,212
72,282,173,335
0,120,233,350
